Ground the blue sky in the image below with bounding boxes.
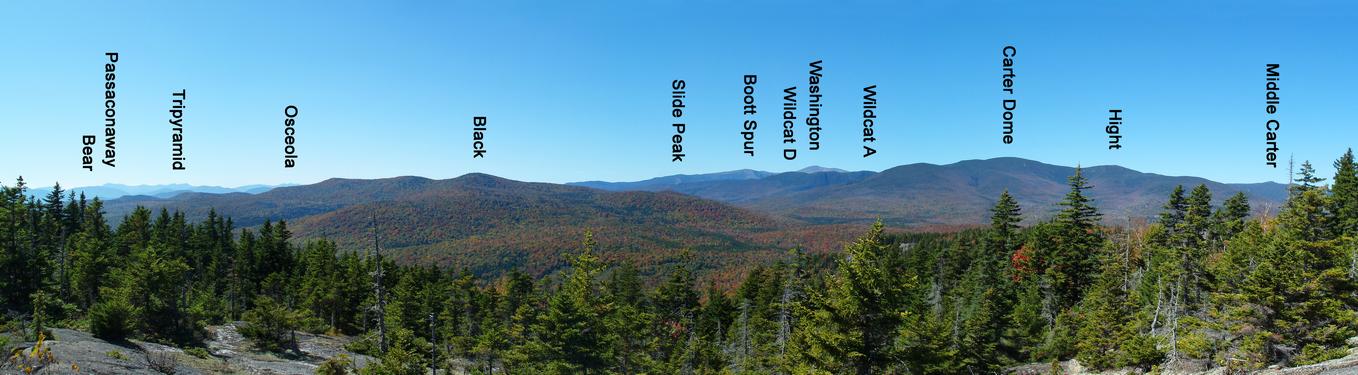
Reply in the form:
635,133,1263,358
1,0,1354,188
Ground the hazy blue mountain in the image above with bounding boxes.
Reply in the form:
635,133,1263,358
612,170,877,204
571,169,775,191
569,166,861,194
796,166,849,173
28,183,293,201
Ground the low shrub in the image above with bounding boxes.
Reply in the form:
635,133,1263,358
145,351,179,374
89,299,137,341
317,354,353,375
239,296,300,353
184,347,212,359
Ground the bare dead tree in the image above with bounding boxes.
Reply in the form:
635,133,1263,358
370,215,389,354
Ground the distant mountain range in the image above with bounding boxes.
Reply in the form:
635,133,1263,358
96,158,1288,277
571,166,849,191
569,158,1289,225
104,174,824,277
29,183,290,200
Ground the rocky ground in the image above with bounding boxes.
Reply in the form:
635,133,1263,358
9,327,1358,374
1008,348,1358,375
1,325,374,374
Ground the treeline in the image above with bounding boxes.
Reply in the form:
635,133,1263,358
2,150,1358,374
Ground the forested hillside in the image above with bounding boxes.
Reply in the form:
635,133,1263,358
283,174,801,278
98,173,869,283
2,149,1357,374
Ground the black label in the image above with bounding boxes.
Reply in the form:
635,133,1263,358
283,105,299,168
1001,46,1016,144
170,90,187,170
672,80,686,162
807,60,823,151
100,52,119,168
1264,64,1280,168
473,116,488,158
742,75,757,157
863,85,877,157
1106,109,1122,150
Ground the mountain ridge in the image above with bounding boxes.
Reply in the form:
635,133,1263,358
95,157,1289,277
569,157,1289,226
28,182,292,200
101,173,825,278
102,158,1290,228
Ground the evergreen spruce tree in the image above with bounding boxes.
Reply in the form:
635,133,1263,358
956,191,1024,369
991,190,1023,258
1212,192,1251,243
1294,160,1326,193
606,263,657,374
1046,166,1104,311
696,285,734,372
118,245,196,344
532,232,614,373
1206,213,1272,368
1,178,40,314
1180,184,1214,307
653,252,700,371
1074,245,1141,370
796,222,913,374
1184,185,1213,246
240,295,303,353
1330,149,1358,236
1285,161,1333,243
88,290,137,341
1274,160,1355,365
727,266,779,373
68,231,109,310
1157,185,1188,244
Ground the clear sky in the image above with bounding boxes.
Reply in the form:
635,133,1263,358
1,0,1354,189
